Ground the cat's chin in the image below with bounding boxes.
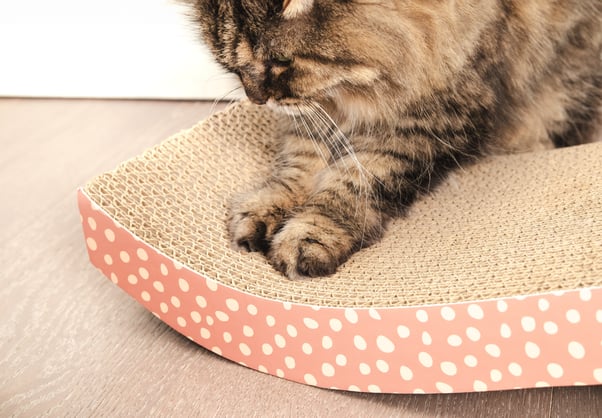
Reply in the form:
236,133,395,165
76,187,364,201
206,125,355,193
265,98,307,116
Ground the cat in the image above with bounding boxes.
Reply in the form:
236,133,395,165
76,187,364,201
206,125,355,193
190,0,602,279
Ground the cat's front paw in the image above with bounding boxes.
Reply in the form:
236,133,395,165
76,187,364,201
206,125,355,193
268,214,354,279
228,192,288,254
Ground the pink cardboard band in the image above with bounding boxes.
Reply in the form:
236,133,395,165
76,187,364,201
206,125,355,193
79,188,602,393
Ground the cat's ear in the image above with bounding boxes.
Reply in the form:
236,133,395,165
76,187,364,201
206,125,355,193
282,0,314,19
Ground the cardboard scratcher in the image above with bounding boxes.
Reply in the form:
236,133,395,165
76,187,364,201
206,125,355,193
78,101,602,394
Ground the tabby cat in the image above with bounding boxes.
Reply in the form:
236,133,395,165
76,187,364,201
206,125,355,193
190,0,602,279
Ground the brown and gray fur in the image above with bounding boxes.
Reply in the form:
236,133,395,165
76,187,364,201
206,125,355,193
190,0,602,279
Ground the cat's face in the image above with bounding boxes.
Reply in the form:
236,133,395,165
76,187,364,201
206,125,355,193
192,0,491,122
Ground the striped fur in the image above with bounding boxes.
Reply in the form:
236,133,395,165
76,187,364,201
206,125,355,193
190,0,602,279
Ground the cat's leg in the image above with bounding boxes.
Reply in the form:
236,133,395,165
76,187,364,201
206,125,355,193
267,145,444,279
228,134,329,253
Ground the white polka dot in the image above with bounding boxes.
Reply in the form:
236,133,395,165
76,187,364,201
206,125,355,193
322,363,335,377
303,317,319,329
329,318,343,332
262,343,273,355
190,311,201,323
104,229,116,242
359,363,371,375
274,334,286,348
500,323,512,338
544,321,558,335
535,381,550,388
119,251,130,263
136,248,148,261
86,237,97,251
212,347,222,355
195,295,207,308
285,356,296,369
566,309,581,324
521,316,536,332
103,254,113,265
304,374,317,385
322,336,333,350
276,369,285,378
159,302,168,314
302,343,313,355
441,361,458,376
110,273,118,284
247,304,258,315
400,366,414,381
490,369,503,382
464,355,478,368
568,341,585,359
547,363,564,379
160,263,168,276
283,301,292,311
87,217,97,230
138,267,149,280
467,304,484,320
170,296,181,308
206,279,218,292
345,308,359,324
287,324,298,338
422,331,432,346
152,281,164,293
466,327,481,342
397,325,410,339
508,362,523,377
376,359,390,373
368,385,382,393
497,300,508,312
538,298,550,311
266,315,276,327
239,343,251,356
579,288,592,302
416,309,429,323
552,290,566,297
200,328,211,339
447,334,462,347
127,274,138,285
257,365,268,374
141,291,151,302
525,342,541,359
594,369,602,383
376,335,395,353
177,317,187,327
336,354,347,366
173,261,183,270
243,325,254,337
206,316,214,326
436,382,453,393
596,310,602,323
473,380,488,391
485,344,501,358
418,352,433,368
178,278,190,292
413,389,426,394
354,335,367,351
369,308,382,320
441,307,456,321
216,311,229,322
226,298,239,312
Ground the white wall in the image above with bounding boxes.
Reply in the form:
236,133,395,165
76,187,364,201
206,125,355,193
0,1,242,99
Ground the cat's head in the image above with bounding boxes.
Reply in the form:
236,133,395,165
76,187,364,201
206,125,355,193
192,0,485,123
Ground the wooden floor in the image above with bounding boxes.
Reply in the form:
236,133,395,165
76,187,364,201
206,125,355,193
1,98,600,417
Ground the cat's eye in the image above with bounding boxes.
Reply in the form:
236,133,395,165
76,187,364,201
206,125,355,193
272,54,293,65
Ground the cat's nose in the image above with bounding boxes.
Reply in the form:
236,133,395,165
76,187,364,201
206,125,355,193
244,88,269,105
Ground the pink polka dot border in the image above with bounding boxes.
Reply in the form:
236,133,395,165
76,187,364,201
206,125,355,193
78,189,602,394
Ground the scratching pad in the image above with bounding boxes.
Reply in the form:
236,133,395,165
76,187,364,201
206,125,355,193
78,101,602,393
